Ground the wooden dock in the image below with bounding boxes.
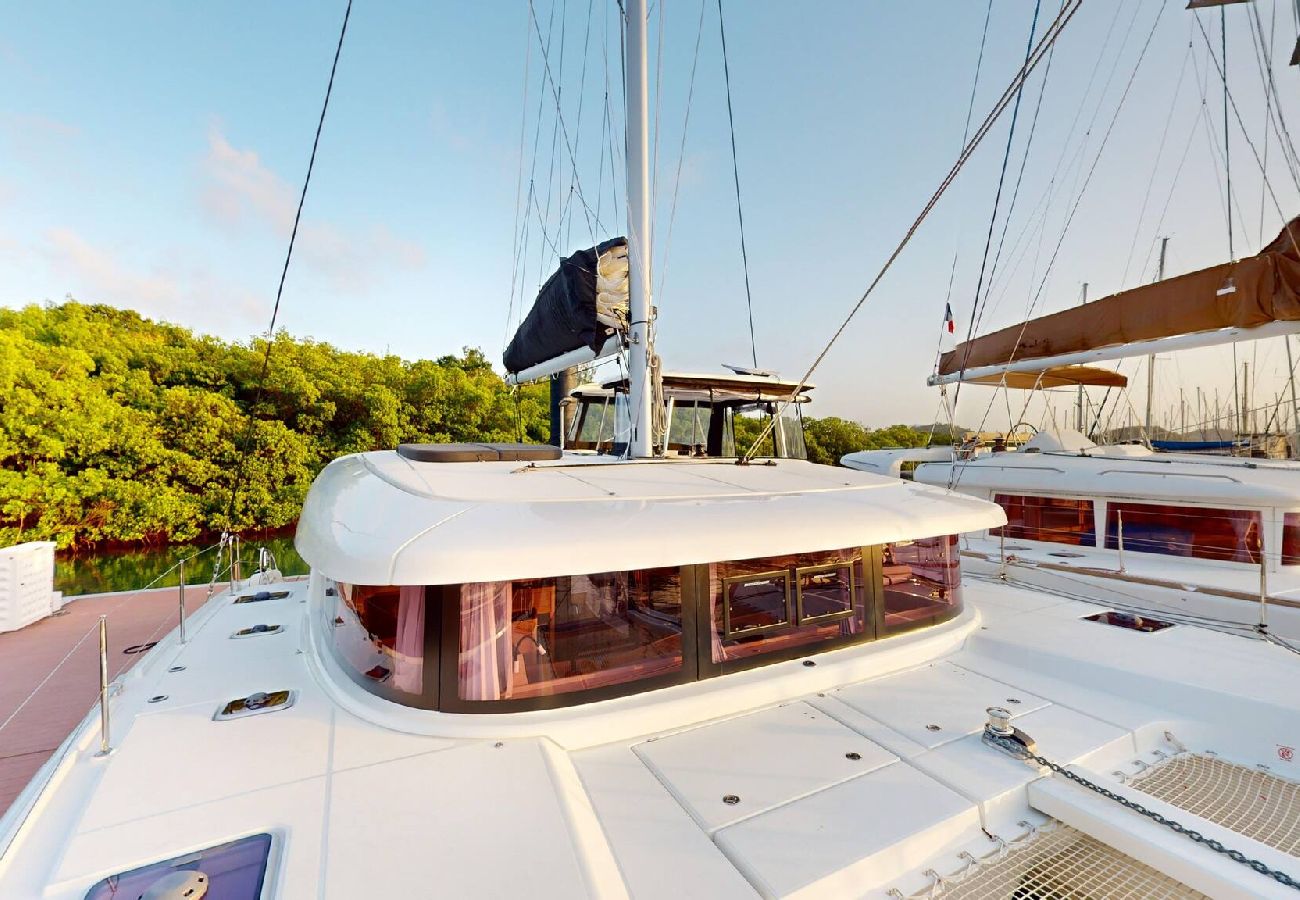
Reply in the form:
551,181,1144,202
0,586,217,817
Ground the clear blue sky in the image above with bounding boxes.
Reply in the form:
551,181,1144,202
4,1,1300,431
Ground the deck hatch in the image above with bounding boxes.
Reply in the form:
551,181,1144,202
234,590,290,603
1082,611,1175,633
231,623,284,638
83,832,273,899
214,690,296,721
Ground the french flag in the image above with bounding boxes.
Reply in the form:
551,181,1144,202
943,303,955,334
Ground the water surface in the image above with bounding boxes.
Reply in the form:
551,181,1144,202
56,535,308,597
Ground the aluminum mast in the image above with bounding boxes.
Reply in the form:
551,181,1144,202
625,0,654,458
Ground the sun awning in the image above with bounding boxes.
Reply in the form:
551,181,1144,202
935,217,1300,382
961,365,1128,389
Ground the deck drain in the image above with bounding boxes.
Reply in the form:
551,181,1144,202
1047,551,1086,558
845,752,862,761
122,642,157,655
722,794,741,805
168,665,186,673
1006,697,1021,704
148,695,168,703
802,660,816,667
926,724,942,732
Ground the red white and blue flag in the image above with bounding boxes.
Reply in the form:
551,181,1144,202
943,303,955,334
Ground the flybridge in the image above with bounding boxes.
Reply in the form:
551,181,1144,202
931,215,1300,386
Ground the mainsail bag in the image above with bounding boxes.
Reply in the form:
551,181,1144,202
503,237,629,376
938,217,1300,377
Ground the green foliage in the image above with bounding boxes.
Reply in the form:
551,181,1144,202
732,412,938,467
0,302,548,550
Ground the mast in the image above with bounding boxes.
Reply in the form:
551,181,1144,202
1076,282,1088,432
625,0,654,458
1145,238,1168,437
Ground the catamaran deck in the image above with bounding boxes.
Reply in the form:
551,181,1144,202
2,571,1298,897
0,586,217,818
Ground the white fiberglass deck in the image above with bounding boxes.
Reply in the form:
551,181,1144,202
3,571,1299,897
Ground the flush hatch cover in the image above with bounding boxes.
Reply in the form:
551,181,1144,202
214,690,296,721
397,442,561,463
83,833,272,899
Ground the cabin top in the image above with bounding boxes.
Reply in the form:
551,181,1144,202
294,451,1003,586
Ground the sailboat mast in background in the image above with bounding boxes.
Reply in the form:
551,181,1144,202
1145,236,1168,436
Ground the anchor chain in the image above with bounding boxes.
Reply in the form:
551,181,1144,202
984,731,1300,891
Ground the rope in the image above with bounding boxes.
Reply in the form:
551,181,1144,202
739,0,1084,463
717,0,758,368
224,0,352,533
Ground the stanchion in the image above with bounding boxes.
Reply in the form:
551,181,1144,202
1116,510,1127,574
178,558,187,644
94,615,112,757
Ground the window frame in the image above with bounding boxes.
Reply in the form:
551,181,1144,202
794,561,857,626
720,568,794,639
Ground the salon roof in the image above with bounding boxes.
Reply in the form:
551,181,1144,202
295,451,1003,585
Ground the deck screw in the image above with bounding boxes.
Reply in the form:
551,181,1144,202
802,660,816,667
494,741,504,748
168,665,186,673
926,724,942,732
722,794,740,805
845,752,862,761
1006,697,1021,704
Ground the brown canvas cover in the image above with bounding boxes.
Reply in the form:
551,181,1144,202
962,365,1127,389
938,217,1300,377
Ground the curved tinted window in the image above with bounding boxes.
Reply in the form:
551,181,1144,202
329,582,428,700
883,535,963,633
457,568,684,701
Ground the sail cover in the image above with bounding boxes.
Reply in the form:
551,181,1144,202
937,217,1300,378
503,237,629,376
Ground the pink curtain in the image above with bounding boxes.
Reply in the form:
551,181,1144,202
458,582,514,701
392,586,426,693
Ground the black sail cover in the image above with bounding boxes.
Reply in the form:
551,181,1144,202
504,237,629,376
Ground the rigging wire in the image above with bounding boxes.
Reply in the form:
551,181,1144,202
717,0,758,368
224,0,352,530
1118,41,1192,289
739,0,1085,463
931,0,993,447
972,0,1137,332
952,2,1168,485
527,0,606,240
656,0,709,302
952,0,1045,419
504,4,536,351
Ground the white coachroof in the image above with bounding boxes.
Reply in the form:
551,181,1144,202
915,445,1300,507
295,453,1003,585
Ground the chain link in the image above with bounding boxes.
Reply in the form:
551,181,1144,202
985,732,1300,890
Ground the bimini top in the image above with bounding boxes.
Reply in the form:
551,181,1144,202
294,451,1001,585
574,371,815,404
